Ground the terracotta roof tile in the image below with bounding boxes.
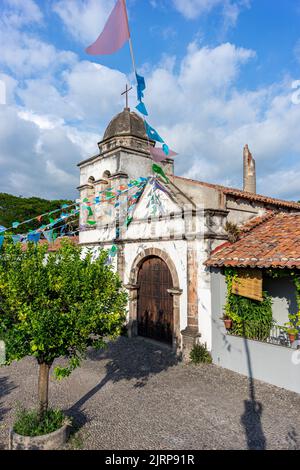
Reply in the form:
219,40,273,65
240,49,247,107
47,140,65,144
205,213,300,269
173,175,300,210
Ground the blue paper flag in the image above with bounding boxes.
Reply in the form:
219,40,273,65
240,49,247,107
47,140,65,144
136,73,146,101
12,222,20,229
12,235,21,244
136,101,148,116
0,225,6,232
163,144,169,156
28,232,41,244
144,121,164,143
0,235,4,249
44,229,54,243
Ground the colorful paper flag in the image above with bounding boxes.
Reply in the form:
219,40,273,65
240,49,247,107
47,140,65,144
12,235,21,244
163,144,169,156
149,146,178,163
0,235,4,249
136,101,148,116
43,229,54,243
27,233,41,244
85,0,130,56
144,121,164,143
12,222,20,229
152,164,169,184
136,73,146,101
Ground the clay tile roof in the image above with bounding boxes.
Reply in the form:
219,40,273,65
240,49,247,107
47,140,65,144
173,175,300,210
205,212,300,269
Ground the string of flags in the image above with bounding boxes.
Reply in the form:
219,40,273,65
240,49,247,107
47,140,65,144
0,173,172,251
0,207,80,248
0,177,150,248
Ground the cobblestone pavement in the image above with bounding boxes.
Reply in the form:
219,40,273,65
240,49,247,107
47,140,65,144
1,336,300,450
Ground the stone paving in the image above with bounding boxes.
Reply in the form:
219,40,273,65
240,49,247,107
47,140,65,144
1,336,300,450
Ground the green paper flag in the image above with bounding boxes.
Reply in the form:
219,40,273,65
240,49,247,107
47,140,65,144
152,164,169,184
87,220,96,226
86,206,93,217
126,216,133,226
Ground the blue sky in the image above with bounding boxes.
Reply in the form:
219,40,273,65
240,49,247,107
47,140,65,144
0,0,300,200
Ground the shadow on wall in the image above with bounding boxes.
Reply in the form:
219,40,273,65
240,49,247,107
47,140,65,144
68,336,179,426
264,277,298,324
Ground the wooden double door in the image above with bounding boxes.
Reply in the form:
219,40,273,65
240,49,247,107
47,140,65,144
137,256,173,344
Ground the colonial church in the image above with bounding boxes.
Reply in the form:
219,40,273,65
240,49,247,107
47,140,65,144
78,105,300,359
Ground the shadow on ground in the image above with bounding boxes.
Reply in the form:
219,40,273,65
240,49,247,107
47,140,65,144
67,336,179,427
0,376,16,449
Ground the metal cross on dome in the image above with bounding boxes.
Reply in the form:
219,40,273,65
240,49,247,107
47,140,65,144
121,84,133,109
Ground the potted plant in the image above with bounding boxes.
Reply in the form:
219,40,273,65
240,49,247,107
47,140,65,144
283,310,300,345
286,327,298,344
222,314,233,330
0,240,127,450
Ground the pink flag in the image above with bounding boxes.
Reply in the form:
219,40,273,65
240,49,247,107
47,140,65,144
150,147,178,163
86,0,130,55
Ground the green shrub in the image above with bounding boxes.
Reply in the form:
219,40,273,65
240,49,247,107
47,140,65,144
190,343,212,364
13,408,66,437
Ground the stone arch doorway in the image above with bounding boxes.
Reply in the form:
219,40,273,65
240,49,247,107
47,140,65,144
127,248,182,351
137,257,173,344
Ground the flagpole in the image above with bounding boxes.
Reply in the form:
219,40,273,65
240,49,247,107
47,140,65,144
123,0,137,76
123,0,154,177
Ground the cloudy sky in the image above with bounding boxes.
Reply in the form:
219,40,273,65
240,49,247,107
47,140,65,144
0,0,300,200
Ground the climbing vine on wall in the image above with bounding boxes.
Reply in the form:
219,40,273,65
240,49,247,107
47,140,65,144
224,268,273,340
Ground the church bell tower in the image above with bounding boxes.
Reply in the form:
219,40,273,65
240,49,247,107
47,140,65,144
77,106,174,213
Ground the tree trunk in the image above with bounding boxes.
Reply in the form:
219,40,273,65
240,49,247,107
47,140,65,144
38,362,51,421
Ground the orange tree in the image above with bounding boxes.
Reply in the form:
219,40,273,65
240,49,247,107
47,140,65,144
0,240,127,420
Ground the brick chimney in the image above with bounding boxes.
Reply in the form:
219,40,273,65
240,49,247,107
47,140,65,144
243,144,256,193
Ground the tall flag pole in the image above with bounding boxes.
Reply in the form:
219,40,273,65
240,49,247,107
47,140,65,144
85,0,178,179
123,0,137,76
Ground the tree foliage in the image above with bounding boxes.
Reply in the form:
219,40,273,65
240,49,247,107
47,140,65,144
0,240,127,378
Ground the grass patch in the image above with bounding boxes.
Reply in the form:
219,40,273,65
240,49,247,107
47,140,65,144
190,343,212,364
13,408,66,437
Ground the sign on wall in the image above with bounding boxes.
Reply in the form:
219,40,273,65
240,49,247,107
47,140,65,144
232,269,263,302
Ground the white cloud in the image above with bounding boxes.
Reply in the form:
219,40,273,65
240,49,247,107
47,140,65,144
140,43,300,200
172,0,250,32
172,0,222,19
53,0,115,44
2,0,44,27
0,32,76,77
0,3,299,202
